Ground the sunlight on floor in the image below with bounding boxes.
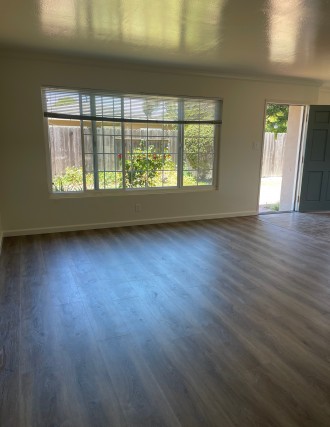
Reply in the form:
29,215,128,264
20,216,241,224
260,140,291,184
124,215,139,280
259,176,282,212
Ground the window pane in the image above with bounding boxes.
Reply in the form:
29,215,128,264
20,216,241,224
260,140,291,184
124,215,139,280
84,134,93,153
99,153,123,190
124,96,179,121
183,170,198,186
184,99,218,121
45,90,81,116
198,171,214,185
102,171,121,189
94,96,121,119
43,89,221,193
48,118,83,192
84,154,94,190
123,123,178,188
183,123,216,186
83,121,123,190
97,135,104,153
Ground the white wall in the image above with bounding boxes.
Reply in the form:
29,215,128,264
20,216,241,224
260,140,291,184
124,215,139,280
318,88,330,104
0,52,321,235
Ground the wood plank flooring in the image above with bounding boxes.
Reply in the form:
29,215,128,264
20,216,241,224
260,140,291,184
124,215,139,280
259,211,330,242
1,215,330,426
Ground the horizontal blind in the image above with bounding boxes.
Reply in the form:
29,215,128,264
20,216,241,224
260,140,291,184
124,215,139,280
42,87,222,125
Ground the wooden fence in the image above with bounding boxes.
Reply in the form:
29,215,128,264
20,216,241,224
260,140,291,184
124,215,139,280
49,126,82,176
49,126,179,176
261,132,286,177
49,126,286,178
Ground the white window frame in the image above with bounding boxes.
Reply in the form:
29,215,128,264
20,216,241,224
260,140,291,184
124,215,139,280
42,87,222,196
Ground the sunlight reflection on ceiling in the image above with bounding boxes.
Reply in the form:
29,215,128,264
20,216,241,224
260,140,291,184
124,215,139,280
267,0,306,64
39,0,227,53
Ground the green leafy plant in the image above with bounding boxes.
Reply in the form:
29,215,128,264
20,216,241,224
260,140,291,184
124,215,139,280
121,141,174,188
52,141,198,192
183,172,199,186
54,97,76,108
265,202,280,212
165,102,215,181
52,166,84,192
184,124,214,180
265,104,288,134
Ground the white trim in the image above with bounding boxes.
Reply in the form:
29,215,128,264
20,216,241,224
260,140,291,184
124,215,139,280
3,211,257,237
49,186,217,199
0,232,3,257
295,106,310,211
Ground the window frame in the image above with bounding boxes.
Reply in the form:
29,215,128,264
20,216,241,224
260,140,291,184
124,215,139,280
42,87,222,196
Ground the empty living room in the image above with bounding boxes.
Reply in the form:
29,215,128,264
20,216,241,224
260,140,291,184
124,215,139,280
1,1,330,426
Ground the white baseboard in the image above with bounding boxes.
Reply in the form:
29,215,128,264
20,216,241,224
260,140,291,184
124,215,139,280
3,210,257,237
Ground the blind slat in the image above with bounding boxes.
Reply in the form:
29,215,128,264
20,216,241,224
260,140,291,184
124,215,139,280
42,88,222,124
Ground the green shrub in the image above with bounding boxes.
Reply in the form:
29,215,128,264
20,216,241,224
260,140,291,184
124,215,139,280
184,124,214,181
265,104,288,134
52,166,84,192
122,142,164,187
120,141,179,188
52,142,199,192
269,202,280,211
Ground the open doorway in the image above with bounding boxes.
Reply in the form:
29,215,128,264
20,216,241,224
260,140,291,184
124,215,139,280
259,103,305,213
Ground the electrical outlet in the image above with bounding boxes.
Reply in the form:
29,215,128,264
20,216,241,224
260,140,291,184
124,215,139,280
135,203,142,212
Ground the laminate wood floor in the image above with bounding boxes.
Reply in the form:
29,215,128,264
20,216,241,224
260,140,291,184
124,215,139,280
259,211,330,242
1,215,330,427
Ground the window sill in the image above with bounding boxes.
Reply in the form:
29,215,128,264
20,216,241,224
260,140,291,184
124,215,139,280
49,186,218,199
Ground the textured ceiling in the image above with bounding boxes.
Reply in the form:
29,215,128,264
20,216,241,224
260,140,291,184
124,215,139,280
2,0,330,83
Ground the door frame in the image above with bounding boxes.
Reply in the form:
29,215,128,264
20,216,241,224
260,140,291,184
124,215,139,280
294,105,309,211
297,105,330,212
258,100,308,214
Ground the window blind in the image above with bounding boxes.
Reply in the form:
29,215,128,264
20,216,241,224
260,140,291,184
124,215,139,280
42,88,222,125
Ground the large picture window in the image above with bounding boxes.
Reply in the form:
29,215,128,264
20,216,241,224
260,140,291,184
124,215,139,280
42,88,222,193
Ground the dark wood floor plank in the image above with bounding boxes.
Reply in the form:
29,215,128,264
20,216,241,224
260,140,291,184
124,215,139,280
167,333,287,427
131,333,218,427
1,213,330,426
0,237,21,427
18,234,127,427
98,335,181,427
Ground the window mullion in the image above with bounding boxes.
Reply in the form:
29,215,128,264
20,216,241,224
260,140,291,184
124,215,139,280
90,95,99,190
79,94,87,191
177,100,184,188
213,102,221,187
121,98,126,189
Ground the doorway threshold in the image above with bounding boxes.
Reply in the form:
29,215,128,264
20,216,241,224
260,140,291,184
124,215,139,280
258,210,293,215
